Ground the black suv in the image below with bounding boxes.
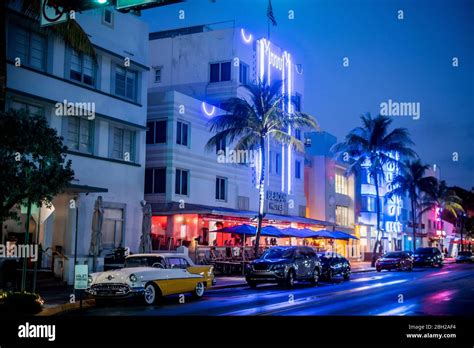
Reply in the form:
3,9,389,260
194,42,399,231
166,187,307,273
245,246,321,288
413,247,444,267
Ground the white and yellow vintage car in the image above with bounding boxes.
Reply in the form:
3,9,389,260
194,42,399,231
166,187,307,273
86,253,215,305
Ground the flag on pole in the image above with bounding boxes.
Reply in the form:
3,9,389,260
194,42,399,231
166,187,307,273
267,0,277,26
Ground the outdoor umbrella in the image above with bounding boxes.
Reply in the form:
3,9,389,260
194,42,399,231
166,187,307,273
89,196,104,272
331,230,359,240
280,227,317,238
261,225,284,237
311,229,337,239
139,201,153,253
214,224,257,236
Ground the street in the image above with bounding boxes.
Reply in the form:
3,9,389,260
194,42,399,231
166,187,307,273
67,263,474,316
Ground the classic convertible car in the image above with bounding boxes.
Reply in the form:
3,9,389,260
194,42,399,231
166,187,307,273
86,253,215,305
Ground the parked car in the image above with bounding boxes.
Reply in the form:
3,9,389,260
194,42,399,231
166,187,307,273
413,247,444,267
245,246,321,288
86,253,215,305
376,251,413,272
456,251,474,263
317,252,351,281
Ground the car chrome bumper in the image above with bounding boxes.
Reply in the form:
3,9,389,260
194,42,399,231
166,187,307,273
86,284,145,298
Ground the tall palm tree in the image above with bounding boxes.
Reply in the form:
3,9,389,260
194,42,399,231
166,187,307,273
1,0,96,110
332,113,416,266
386,160,438,251
205,80,319,255
420,180,464,250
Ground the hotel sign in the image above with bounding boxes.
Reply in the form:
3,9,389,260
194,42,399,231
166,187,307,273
266,191,287,214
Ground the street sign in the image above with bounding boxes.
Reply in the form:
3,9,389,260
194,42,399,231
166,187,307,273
74,264,89,290
40,0,68,27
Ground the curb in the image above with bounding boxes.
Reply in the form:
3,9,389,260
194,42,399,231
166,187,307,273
37,299,95,316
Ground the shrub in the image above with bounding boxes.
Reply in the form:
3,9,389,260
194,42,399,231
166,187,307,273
0,290,44,315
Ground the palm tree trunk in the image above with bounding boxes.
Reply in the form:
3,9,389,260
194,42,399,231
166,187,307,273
371,172,381,267
411,198,417,251
254,139,266,256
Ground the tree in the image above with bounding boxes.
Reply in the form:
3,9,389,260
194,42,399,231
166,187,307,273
1,0,96,110
0,109,74,291
386,160,438,251
205,80,319,255
420,180,464,250
332,113,416,266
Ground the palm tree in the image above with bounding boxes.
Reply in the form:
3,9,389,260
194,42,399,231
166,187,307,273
205,80,319,255
386,160,438,251
332,113,416,266
1,0,96,110
420,180,464,250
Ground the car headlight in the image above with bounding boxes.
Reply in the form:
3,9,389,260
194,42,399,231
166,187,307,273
88,275,93,286
426,257,433,261
129,274,138,282
272,264,286,271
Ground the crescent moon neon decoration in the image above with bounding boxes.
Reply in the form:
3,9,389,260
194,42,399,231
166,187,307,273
241,29,253,44
201,102,216,117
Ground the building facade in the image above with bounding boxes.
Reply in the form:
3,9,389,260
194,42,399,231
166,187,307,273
145,23,332,252
3,7,149,284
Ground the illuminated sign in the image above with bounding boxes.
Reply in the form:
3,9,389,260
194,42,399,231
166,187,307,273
201,102,216,117
240,29,252,44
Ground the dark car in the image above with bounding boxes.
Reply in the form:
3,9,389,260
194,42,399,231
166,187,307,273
245,246,321,288
456,251,474,263
413,247,444,267
376,251,413,272
317,252,351,281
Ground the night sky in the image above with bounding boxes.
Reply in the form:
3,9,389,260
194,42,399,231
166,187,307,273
141,0,474,189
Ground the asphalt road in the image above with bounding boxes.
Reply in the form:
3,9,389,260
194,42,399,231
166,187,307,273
67,263,474,316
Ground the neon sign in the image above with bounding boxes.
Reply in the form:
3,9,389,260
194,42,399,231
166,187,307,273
240,29,252,44
201,102,216,117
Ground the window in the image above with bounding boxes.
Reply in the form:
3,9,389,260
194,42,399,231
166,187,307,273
67,117,93,153
69,50,96,86
428,219,432,229
295,160,301,179
295,129,301,141
114,65,138,101
215,177,227,201
336,206,349,226
216,136,226,154
176,121,189,146
102,207,124,249
146,120,167,144
366,196,375,212
209,62,231,82
102,8,114,26
112,127,135,161
154,68,161,83
14,27,47,70
145,168,166,194
10,100,43,116
239,62,249,84
167,257,190,269
276,153,281,175
335,173,348,195
293,94,302,112
175,169,189,195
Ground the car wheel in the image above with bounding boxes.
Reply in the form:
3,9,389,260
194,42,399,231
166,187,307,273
327,270,334,281
285,269,295,288
193,282,205,299
144,282,160,305
343,268,351,280
310,268,320,286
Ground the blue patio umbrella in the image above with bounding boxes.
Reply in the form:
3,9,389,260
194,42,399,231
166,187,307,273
310,229,337,239
331,230,359,240
214,224,256,236
280,227,319,238
261,225,284,237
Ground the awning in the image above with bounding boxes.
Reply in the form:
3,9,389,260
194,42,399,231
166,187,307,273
150,202,335,227
65,183,108,193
